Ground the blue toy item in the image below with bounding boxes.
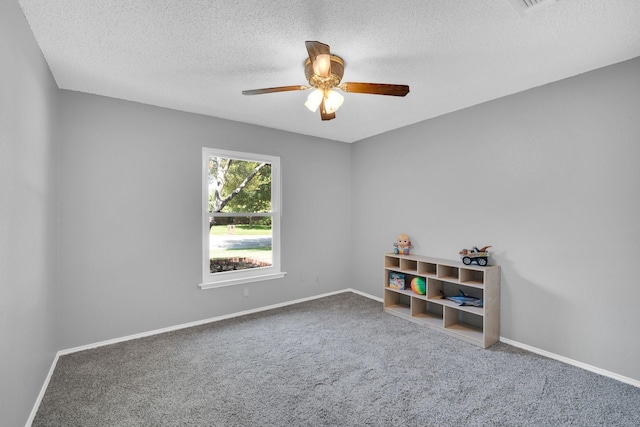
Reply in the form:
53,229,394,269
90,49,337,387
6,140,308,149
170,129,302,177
440,290,483,307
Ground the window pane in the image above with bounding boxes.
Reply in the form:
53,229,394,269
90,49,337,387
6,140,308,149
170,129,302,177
209,216,272,273
208,156,271,213
202,147,282,287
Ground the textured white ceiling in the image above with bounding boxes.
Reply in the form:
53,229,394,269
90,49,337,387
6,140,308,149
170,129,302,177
18,0,640,143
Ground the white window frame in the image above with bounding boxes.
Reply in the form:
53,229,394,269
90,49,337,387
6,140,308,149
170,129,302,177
200,148,285,289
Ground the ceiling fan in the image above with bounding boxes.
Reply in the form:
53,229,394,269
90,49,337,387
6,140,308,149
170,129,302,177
242,41,410,121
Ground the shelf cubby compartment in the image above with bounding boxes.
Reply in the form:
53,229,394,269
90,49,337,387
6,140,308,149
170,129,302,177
388,270,421,291
443,306,484,344
426,278,444,300
437,264,459,281
412,299,444,328
383,289,412,319
460,268,484,287
418,261,437,276
426,281,483,314
441,281,483,303
400,258,418,274
385,256,400,269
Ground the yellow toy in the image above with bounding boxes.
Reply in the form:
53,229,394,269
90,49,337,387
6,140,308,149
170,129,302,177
393,234,412,255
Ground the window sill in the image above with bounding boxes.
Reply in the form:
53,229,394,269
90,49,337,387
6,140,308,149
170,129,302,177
199,272,287,290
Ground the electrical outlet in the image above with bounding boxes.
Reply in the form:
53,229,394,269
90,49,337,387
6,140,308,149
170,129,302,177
244,288,249,297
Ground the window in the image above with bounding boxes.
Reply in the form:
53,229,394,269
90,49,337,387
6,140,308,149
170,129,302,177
200,148,285,289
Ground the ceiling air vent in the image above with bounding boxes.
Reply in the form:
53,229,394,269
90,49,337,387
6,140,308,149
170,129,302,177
508,0,557,17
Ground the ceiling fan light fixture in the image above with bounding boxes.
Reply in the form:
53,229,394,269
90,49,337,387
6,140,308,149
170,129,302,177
312,54,331,77
323,89,344,114
304,88,324,112
243,41,409,121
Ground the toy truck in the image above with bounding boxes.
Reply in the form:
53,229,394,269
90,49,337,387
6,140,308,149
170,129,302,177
459,246,492,266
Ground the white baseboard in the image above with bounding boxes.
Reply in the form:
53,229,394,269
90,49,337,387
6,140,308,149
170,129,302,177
26,352,60,427
58,289,364,356
499,337,640,388
348,288,383,302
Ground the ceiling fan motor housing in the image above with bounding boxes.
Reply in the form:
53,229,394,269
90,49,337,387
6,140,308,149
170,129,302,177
304,55,345,90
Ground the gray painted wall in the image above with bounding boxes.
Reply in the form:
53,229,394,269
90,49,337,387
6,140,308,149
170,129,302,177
351,57,640,381
3,2,639,422
0,1,59,425
55,91,352,350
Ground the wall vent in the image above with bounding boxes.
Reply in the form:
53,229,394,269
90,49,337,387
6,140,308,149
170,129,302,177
508,0,557,16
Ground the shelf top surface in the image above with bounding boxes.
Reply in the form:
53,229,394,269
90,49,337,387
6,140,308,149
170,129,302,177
385,253,500,271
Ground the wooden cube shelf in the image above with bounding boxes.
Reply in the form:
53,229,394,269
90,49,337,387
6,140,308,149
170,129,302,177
383,253,501,348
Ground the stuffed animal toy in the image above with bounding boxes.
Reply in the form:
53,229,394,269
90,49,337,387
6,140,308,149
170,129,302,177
393,234,412,255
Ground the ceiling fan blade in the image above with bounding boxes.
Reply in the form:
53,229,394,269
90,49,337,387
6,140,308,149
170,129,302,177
242,85,309,95
305,41,331,63
340,82,410,97
320,99,336,121
305,41,331,77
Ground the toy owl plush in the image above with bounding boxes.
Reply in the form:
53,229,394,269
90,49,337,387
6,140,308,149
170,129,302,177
393,234,412,255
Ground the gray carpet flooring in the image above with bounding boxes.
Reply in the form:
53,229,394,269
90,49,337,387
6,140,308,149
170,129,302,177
33,292,640,426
